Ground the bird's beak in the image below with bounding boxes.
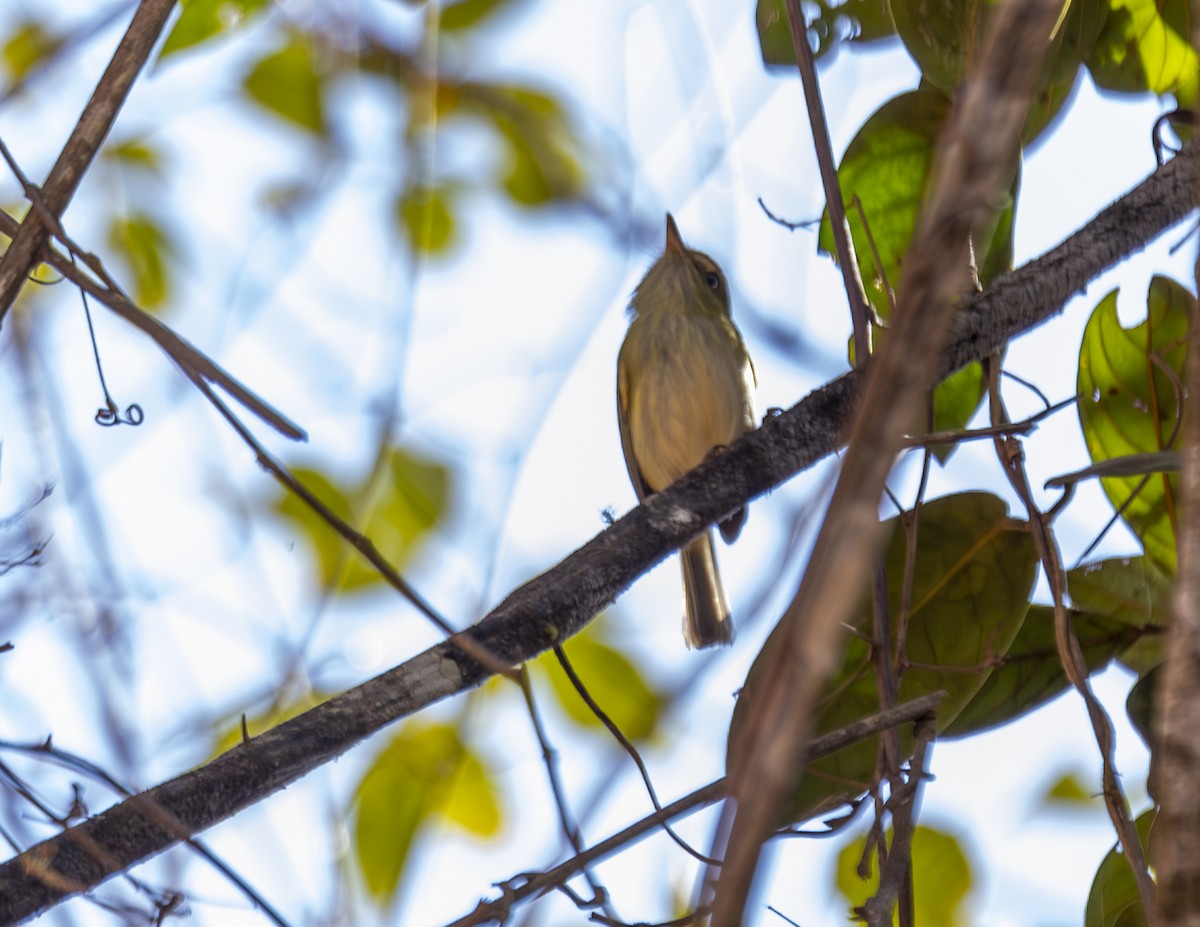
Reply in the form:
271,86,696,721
664,213,687,258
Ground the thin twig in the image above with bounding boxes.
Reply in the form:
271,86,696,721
988,363,1156,916
446,693,945,927
553,647,720,866
0,0,177,324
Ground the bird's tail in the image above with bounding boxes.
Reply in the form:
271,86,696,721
681,530,734,649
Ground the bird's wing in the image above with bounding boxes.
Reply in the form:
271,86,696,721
616,358,650,502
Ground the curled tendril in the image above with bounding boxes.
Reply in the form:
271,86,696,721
95,399,144,427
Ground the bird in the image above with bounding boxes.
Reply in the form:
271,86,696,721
616,213,756,648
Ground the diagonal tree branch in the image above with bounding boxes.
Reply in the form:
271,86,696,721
0,140,1195,925
0,0,177,327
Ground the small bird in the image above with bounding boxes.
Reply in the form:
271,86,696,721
617,214,756,648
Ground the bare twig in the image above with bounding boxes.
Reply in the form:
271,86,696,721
0,0,177,325
988,364,1155,916
715,4,1063,923
782,0,871,362
446,693,945,927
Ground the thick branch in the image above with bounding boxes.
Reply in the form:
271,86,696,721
0,142,1195,924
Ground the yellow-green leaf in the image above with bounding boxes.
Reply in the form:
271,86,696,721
396,185,457,255
535,624,664,743
242,38,326,134
353,723,501,906
105,213,173,310
1077,278,1191,574
160,0,271,61
1,20,62,83
1087,0,1197,103
835,824,973,926
439,0,519,32
270,449,449,594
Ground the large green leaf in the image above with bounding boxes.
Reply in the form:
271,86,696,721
730,492,1037,822
1085,807,1154,927
242,37,327,135
756,0,897,66
271,448,449,593
1087,0,1197,103
534,623,666,743
1077,277,1191,575
818,88,1012,451
835,824,973,926
946,555,1166,735
353,722,501,906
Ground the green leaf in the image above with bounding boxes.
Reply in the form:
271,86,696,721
101,138,164,175
755,0,896,66
943,602,1146,737
159,0,271,61
535,624,665,743
929,362,987,463
396,184,458,255
1085,807,1154,927
439,0,520,32
1125,666,1157,749
1087,0,1197,102
835,824,973,926
105,213,173,310
1040,770,1099,807
242,37,326,134
818,88,1016,324
270,449,450,593
353,723,502,906
1,20,62,82
1077,277,1191,574
731,492,1037,822
464,83,584,207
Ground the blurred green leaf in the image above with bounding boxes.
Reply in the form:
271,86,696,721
101,138,164,175
396,184,458,255
105,213,173,310
1085,807,1154,927
1087,0,1197,102
160,0,271,61
835,824,973,926
271,448,449,593
1077,278,1191,574
439,0,520,32
465,83,584,207
1126,666,1157,749
1041,770,1099,807
732,492,1037,822
755,0,896,66
535,624,665,743
1,19,62,83
243,37,326,134
354,722,501,906
930,362,987,463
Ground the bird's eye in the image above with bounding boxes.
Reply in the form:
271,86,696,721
705,272,720,290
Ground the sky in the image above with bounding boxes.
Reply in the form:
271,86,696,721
0,0,1193,925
